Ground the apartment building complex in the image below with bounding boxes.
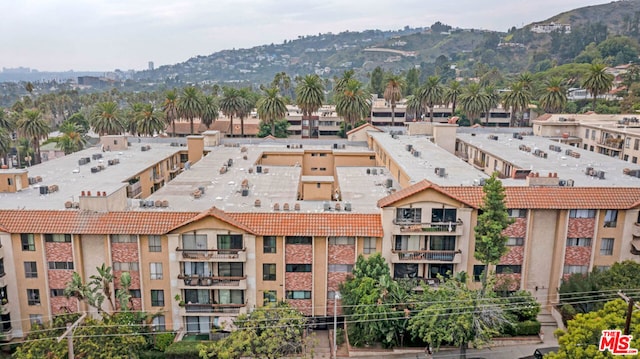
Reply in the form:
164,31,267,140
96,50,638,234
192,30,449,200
0,124,639,340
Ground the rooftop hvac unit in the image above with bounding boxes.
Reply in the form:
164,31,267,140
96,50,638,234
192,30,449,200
413,151,420,157
385,178,393,188
565,149,573,155
366,168,371,175
558,180,567,186
227,159,233,167
90,167,99,173
140,200,146,208
372,168,378,175
333,143,338,149
147,200,155,207
341,144,345,149
323,202,331,211
241,189,249,197
406,144,413,152
141,146,148,152
435,167,446,177
566,179,575,187
39,186,48,195
198,186,206,194
344,202,352,212
256,165,262,173
92,154,102,160
596,171,606,179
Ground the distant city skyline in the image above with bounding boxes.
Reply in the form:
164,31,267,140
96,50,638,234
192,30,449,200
0,0,610,72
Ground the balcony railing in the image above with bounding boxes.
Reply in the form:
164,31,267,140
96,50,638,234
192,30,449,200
393,220,462,234
176,248,246,261
391,250,462,263
179,275,246,288
184,303,245,314
633,222,640,238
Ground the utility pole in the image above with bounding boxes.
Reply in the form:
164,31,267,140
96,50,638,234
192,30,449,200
617,291,640,335
56,313,87,359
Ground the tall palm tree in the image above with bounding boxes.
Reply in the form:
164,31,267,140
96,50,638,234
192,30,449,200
334,70,356,94
177,87,203,135
418,76,444,122
237,88,255,137
483,85,500,125
56,131,86,154
444,80,462,118
539,77,567,114
583,62,614,111
501,82,531,127
295,74,325,117
220,87,250,137
335,78,371,128
383,75,404,127
17,109,50,165
91,101,125,136
404,95,423,121
271,72,293,100
162,90,179,137
517,72,534,91
459,83,487,124
257,87,287,136
201,95,219,129
136,104,165,136
0,128,11,167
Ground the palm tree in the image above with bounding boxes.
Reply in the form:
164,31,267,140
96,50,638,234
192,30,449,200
583,62,614,111
0,128,11,167
257,87,287,136
334,78,371,128
177,87,203,135
220,87,250,137
501,82,531,127
237,88,255,137
162,90,179,137
334,70,356,94
91,102,125,136
517,72,534,91
17,109,50,165
383,75,404,127
295,74,325,117
404,95,423,121
136,104,165,136
201,95,219,129
444,80,462,118
459,83,487,124
417,76,444,122
56,131,86,154
539,77,567,113
271,72,293,100
483,85,500,125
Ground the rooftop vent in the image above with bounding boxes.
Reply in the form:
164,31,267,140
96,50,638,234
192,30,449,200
435,167,446,177
335,202,341,211
323,202,331,211
273,203,280,211
294,203,301,211
254,199,261,207
283,203,290,211
344,202,352,212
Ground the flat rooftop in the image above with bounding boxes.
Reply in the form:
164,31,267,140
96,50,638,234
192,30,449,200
457,132,640,187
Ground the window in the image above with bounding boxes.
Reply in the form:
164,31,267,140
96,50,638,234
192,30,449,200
563,265,588,275
286,291,311,299
432,208,457,223
394,263,418,279
48,262,74,270
112,262,139,271
182,233,207,250
429,263,453,279
110,234,137,243
634,157,638,164
496,265,522,274
148,235,162,252
396,208,422,223
604,210,618,228
363,237,377,254
429,236,456,251
7,178,12,186
327,291,342,300
152,315,166,331
585,129,589,138
29,314,43,326
27,289,40,305
263,291,277,304
217,234,243,250
569,209,596,218
50,289,65,297
473,265,485,282
44,234,71,243
150,262,163,280
596,265,611,272
21,234,35,251
218,262,243,277
151,290,165,306
635,139,639,150
316,183,321,188
129,290,142,298
591,131,596,140
600,238,614,256
286,264,312,272
0,259,4,277
328,236,355,245
0,286,7,302
263,236,276,253
626,137,631,148
507,209,527,218
219,289,244,304
328,264,353,272
263,264,276,281
506,237,524,246
182,262,208,277
286,236,312,245
24,262,37,278
566,238,592,247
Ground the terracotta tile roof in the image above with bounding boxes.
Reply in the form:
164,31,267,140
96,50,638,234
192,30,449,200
228,212,383,237
165,122,210,135
346,123,383,135
536,114,552,121
170,207,256,234
377,180,477,208
211,118,260,136
443,186,640,209
0,210,196,235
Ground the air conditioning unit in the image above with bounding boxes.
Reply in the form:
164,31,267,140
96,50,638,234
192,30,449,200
385,178,393,188
344,202,352,212
558,180,567,186
371,168,378,175
413,151,420,157
566,179,575,187
323,202,331,211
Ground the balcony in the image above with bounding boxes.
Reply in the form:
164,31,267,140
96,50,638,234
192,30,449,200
153,174,164,184
179,275,247,289
176,248,247,262
597,138,623,150
169,166,180,174
633,222,640,238
183,303,246,314
391,250,462,264
473,159,486,170
393,220,463,235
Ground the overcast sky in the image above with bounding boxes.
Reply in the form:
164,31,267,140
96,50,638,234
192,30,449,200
0,0,610,72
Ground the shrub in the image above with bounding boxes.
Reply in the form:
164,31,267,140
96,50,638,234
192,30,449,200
139,351,165,359
154,332,176,352
164,341,204,359
336,327,345,346
514,320,541,336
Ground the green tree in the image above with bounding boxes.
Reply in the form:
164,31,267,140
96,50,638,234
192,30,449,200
369,66,385,97
548,299,640,359
257,86,287,136
201,94,219,129
237,88,256,137
334,69,356,94
135,104,165,136
335,78,371,128
295,74,325,117
501,81,531,127
444,80,463,117
417,76,443,122
177,86,203,135
65,112,89,134
91,101,125,136
474,172,513,296
271,71,293,100
404,67,421,96
220,87,249,137
583,62,614,111
482,85,499,125
383,75,404,127
0,127,11,167
56,130,86,154
539,77,568,113
459,83,486,124
258,118,289,138
162,89,179,137
17,109,50,165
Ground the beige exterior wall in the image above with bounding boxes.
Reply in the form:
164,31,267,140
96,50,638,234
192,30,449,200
255,236,284,306
333,153,376,167
187,136,205,164
139,235,173,329
259,152,304,166
301,181,334,201
12,233,50,332
432,124,457,154
313,236,327,317
79,186,128,211
303,152,334,176
0,171,28,193
100,135,128,151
